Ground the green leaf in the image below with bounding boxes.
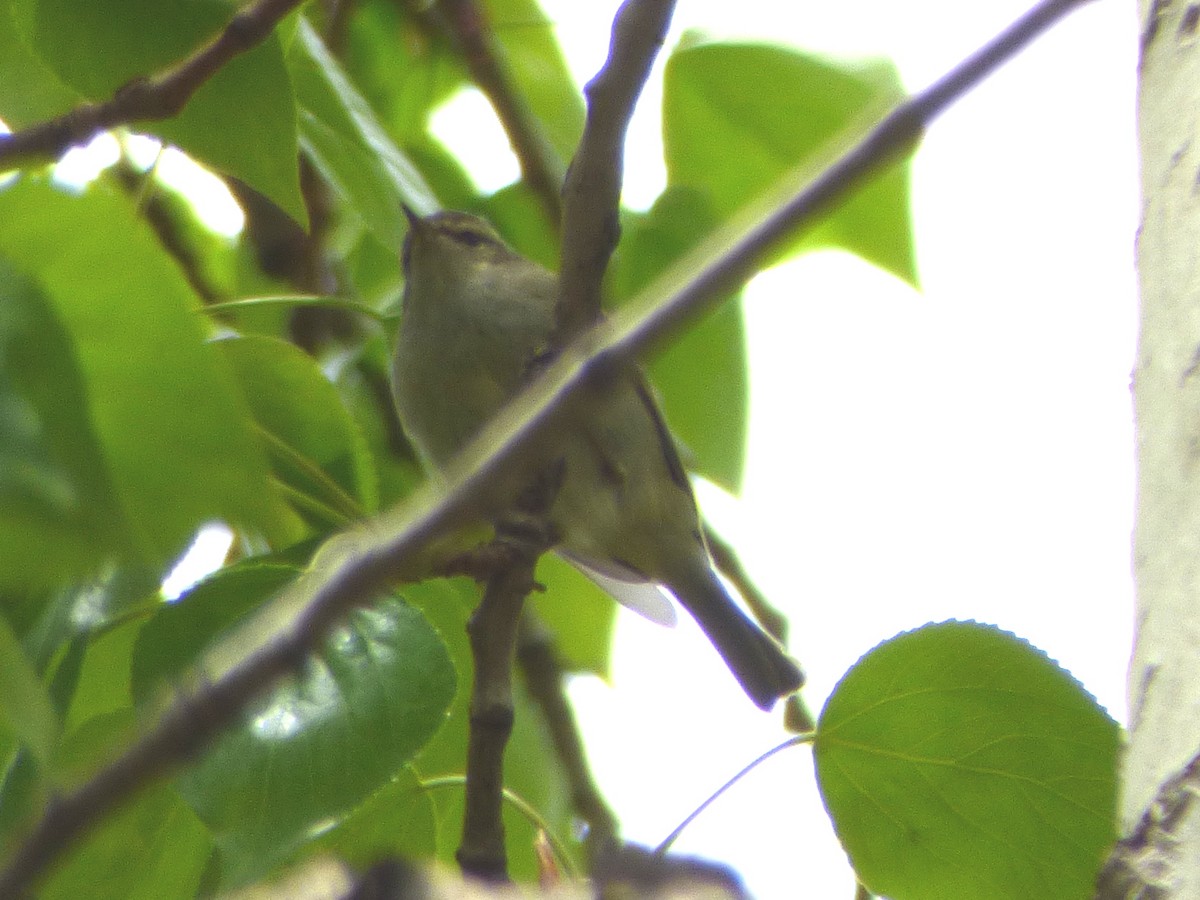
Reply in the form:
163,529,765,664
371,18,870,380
0,178,290,572
612,188,747,490
0,740,45,844
487,0,583,160
177,597,456,888
343,0,466,141
330,334,426,511
21,0,304,223
0,615,58,768
155,41,303,229
314,766,437,866
289,19,434,250
664,41,916,283
814,621,1119,900
0,0,78,128
0,260,129,589
219,335,378,521
39,784,210,900
531,555,615,677
130,561,302,705
14,566,162,676
26,0,213,98
481,183,561,271
60,615,141,739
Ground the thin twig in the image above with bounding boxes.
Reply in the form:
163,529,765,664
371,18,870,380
457,466,562,881
456,536,541,880
111,157,225,303
421,776,582,880
0,0,304,168
0,2,1094,892
554,0,675,342
654,735,810,857
455,0,673,869
431,0,565,225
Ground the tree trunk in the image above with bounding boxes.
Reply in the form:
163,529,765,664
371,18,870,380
1123,0,1200,892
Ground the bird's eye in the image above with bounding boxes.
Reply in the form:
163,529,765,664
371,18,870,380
453,229,490,248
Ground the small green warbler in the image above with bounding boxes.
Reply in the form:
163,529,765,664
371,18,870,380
391,207,802,710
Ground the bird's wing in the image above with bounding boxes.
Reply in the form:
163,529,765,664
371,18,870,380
557,549,678,627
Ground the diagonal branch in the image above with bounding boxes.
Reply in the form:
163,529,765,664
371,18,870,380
0,1,1095,893
601,0,1095,368
0,0,303,168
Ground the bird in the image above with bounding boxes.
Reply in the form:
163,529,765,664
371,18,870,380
391,206,803,710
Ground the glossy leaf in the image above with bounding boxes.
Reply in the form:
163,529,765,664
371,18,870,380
0,178,290,572
131,561,302,705
17,566,162,678
814,621,1119,900
177,598,455,888
314,766,437,866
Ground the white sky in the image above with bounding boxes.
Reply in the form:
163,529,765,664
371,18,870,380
150,1,1137,896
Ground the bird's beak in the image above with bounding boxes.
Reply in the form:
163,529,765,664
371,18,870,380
400,204,426,273
401,203,421,227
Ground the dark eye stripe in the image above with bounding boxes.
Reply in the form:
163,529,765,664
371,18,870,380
451,228,492,248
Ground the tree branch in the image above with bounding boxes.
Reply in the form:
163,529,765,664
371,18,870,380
554,0,675,342
112,156,225,304
456,461,563,881
455,532,547,880
430,0,566,226
0,1,1095,892
599,0,1095,370
0,0,303,169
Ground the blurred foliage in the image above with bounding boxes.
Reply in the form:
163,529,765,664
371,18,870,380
0,1,1113,897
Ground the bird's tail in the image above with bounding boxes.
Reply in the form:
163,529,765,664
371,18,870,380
671,565,804,711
